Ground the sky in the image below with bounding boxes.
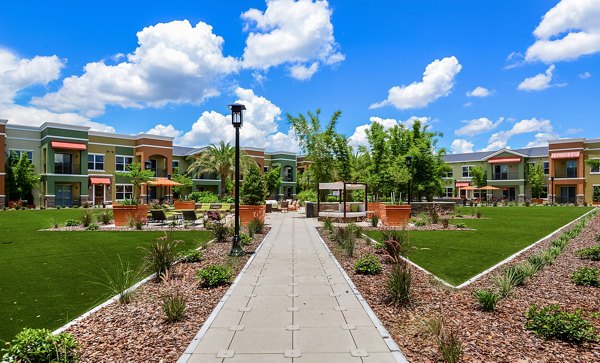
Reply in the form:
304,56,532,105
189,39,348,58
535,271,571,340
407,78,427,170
1,0,599,154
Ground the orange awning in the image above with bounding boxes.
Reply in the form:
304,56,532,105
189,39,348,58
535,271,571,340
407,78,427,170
488,157,521,164
456,182,470,187
90,177,111,185
147,178,182,187
51,141,87,150
551,151,581,159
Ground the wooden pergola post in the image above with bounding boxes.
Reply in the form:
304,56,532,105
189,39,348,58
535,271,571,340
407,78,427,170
343,183,347,219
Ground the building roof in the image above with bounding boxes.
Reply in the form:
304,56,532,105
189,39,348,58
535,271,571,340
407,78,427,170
443,146,549,163
173,146,203,157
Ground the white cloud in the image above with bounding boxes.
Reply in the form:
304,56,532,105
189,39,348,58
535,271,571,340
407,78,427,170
566,128,583,135
579,71,592,79
145,124,181,138
0,48,64,103
32,20,239,117
518,65,557,91
370,56,462,110
463,102,473,108
450,139,474,154
0,104,115,132
455,117,503,137
241,0,343,79
484,118,553,150
526,132,559,147
289,62,319,80
348,116,429,148
466,86,491,97
525,0,600,63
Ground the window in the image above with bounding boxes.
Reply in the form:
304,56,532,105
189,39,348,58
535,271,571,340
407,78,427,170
88,154,104,171
9,149,33,163
540,186,548,199
443,171,453,178
462,166,473,178
115,156,133,172
264,166,269,173
590,159,600,174
172,160,180,174
566,160,578,178
444,187,453,198
284,166,293,182
543,161,549,175
494,165,509,180
115,184,133,200
54,153,72,174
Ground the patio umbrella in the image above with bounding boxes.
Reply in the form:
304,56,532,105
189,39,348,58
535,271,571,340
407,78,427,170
479,185,500,203
461,186,477,200
147,178,182,203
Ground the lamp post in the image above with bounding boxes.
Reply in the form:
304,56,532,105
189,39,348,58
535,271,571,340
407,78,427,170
551,176,555,206
405,155,412,204
229,103,246,257
144,160,152,204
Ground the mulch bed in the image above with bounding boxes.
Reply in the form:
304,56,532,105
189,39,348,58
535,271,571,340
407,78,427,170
41,224,209,232
65,229,269,363
319,214,600,362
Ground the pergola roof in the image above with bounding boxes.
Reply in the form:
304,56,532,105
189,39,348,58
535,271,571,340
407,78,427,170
318,182,366,190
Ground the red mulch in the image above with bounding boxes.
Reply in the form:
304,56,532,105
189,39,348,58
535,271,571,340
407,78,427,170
66,229,268,363
320,214,600,362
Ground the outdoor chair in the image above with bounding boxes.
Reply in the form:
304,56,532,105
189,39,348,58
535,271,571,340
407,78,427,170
280,200,289,213
197,204,211,213
217,204,231,213
181,210,199,225
149,209,171,225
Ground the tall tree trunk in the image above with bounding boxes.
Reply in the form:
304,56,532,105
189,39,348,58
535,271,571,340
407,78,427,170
220,173,226,197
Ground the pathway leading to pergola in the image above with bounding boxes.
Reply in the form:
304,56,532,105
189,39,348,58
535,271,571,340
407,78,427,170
178,212,406,363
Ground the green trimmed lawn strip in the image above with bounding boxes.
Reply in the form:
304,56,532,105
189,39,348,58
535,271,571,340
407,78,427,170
365,207,592,286
0,209,212,342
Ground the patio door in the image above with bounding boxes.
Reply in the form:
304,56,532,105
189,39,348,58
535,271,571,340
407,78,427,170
503,187,516,201
56,184,72,207
94,184,105,205
560,186,576,204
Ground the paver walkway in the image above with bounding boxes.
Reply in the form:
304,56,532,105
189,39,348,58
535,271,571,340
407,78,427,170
179,213,406,363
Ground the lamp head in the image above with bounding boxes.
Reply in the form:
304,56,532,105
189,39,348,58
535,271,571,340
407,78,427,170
405,155,413,167
228,103,246,127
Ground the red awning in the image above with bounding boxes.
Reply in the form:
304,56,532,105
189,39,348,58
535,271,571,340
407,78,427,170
488,157,522,164
551,151,581,159
51,141,87,150
456,182,470,187
90,177,111,185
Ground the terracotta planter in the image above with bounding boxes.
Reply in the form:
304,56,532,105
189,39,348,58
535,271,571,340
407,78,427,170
113,204,149,226
382,204,411,226
174,200,196,210
592,201,600,206
531,198,544,205
368,202,384,218
239,205,266,227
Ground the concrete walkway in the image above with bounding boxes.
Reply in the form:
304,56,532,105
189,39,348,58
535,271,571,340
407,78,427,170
179,213,406,363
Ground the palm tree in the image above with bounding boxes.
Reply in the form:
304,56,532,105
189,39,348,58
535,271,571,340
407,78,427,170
186,141,254,197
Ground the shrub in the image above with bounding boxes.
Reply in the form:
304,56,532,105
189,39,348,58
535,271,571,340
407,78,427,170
247,217,264,236
453,205,463,217
371,216,379,227
143,233,181,277
526,253,548,272
240,233,253,246
332,226,357,257
453,222,467,229
240,163,267,205
212,224,231,242
97,209,113,225
441,218,450,229
127,214,144,230
92,255,142,304
525,305,598,342
188,191,219,203
476,209,482,219
575,245,600,261
196,264,232,287
162,291,187,322
504,264,529,286
436,329,463,363
571,267,600,287
387,263,411,305
1,328,80,363
64,218,80,227
413,218,427,227
80,209,95,227
178,249,203,263
382,229,410,263
296,189,317,206
474,289,499,312
355,254,382,275
347,222,363,238
87,222,99,231
323,217,334,232
493,273,515,298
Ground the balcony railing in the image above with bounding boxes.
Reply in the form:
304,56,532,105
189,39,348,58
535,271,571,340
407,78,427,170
553,169,579,178
491,171,520,180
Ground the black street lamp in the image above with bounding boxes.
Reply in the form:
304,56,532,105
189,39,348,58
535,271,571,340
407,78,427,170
144,160,152,204
229,103,246,257
551,176,555,206
405,155,413,204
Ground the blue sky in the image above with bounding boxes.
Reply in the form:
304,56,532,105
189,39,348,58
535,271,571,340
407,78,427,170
0,0,598,153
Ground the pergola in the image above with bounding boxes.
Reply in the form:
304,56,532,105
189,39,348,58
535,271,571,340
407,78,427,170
317,182,367,219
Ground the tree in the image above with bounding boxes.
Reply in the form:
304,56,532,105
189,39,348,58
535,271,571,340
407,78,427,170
125,162,155,200
365,122,393,200
6,152,39,203
528,162,546,199
264,166,282,198
171,173,193,199
470,166,487,188
240,163,267,205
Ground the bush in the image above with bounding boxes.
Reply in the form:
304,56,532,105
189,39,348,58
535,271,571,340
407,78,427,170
178,249,203,263
453,222,467,229
323,217,334,232
247,217,264,236
240,233,253,246
127,214,144,230
474,289,499,312
387,263,411,305
162,291,187,322
504,264,529,286
525,304,598,342
196,264,232,287
526,253,548,271
441,218,449,229
370,216,379,227
575,245,600,261
188,191,219,203
1,328,80,363
143,233,181,277
437,329,463,363
87,222,99,231
64,218,80,227
296,189,317,206
240,163,267,205
332,226,357,257
80,209,95,227
493,273,515,298
212,224,231,242
571,267,600,287
354,254,382,275
382,229,410,263
97,209,113,225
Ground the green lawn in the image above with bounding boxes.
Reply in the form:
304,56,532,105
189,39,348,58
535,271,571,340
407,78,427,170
365,206,593,286
0,209,212,342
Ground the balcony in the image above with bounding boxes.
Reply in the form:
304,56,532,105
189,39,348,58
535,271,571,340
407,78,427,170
491,171,520,180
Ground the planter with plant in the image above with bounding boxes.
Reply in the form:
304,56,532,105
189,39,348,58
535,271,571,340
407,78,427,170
112,163,154,226
239,163,267,226
382,202,411,226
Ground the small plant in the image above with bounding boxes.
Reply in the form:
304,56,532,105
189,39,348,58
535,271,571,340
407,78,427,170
87,222,99,231
595,234,600,242
475,209,482,219
64,218,80,227
436,328,463,363
493,273,515,298
354,254,382,275
93,255,142,304
525,304,598,342
504,264,529,286
571,267,600,287
453,222,467,229
474,289,499,312
1,328,80,363
127,214,144,230
247,217,264,236
178,249,203,263
441,218,449,229
413,218,427,227
98,209,113,225
81,209,95,227
143,232,181,277
323,217,334,232
386,263,411,305
382,229,410,263
196,264,232,287
371,215,379,227
212,223,231,242
162,291,187,322
332,226,356,257
526,253,548,271
575,245,600,261
240,233,253,246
